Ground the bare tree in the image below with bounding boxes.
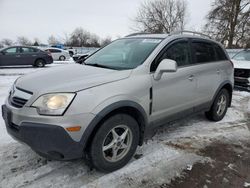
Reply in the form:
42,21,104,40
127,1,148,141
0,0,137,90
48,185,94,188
133,0,188,33
88,34,101,47
205,0,250,48
100,37,112,46
69,27,91,47
0,38,13,47
16,36,32,46
48,35,60,46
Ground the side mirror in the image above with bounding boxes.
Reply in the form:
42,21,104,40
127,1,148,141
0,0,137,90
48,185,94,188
154,59,177,80
76,55,88,64
0,51,5,55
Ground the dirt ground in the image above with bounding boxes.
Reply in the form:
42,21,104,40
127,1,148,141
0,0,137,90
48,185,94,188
164,140,250,188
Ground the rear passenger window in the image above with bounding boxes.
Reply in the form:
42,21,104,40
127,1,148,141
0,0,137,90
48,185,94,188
151,41,191,71
21,47,36,53
214,44,227,61
49,49,61,53
192,42,216,63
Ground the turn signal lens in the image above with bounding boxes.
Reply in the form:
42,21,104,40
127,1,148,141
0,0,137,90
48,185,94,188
66,126,81,132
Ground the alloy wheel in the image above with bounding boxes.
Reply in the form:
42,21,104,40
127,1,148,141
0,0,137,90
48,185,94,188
102,125,133,163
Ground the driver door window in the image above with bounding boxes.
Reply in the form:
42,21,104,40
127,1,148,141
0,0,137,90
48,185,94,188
4,47,18,54
151,41,191,71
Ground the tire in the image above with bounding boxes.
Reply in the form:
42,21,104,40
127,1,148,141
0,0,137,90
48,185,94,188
205,89,229,121
34,59,45,68
59,55,66,61
89,113,139,172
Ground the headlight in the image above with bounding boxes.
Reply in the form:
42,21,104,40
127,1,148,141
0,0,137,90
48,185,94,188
32,93,76,115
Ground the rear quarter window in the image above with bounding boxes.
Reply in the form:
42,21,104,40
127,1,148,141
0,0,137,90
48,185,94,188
214,44,228,61
192,42,216,63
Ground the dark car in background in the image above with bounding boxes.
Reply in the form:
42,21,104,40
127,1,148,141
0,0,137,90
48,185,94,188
0,46,53,67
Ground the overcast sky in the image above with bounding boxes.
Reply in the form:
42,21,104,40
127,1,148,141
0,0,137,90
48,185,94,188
0,0,214,43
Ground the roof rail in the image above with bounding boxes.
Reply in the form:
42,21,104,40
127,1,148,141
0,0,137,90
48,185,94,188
125,32,150,37
170,30,212,39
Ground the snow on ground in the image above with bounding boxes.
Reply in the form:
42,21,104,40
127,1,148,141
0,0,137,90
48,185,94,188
0,63,249,188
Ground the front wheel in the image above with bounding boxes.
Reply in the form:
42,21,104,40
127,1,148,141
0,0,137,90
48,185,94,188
205,89,229,121
89,114,139,172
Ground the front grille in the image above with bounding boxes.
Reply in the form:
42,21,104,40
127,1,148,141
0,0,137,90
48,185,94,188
234,68,250,78
9,96,28,108
8,86,32,108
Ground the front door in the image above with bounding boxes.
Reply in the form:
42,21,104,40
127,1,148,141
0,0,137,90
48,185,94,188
19,47,37,65
0,47,19,66
150,40,197,123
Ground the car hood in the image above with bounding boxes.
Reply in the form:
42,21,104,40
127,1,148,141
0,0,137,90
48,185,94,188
15,64,132,94
232,60,250,69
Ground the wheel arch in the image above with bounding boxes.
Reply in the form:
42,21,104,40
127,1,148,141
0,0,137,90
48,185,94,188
212,81,233,107
80,100,148,152
34,58,45,66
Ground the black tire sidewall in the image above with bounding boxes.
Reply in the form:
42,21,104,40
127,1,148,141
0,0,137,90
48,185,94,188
59,56,66,61
35,59,45,67
210,89,229,121
90,114,139,172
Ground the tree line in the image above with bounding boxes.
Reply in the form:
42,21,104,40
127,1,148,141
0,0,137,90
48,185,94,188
0,0,249,49
0,27,112,48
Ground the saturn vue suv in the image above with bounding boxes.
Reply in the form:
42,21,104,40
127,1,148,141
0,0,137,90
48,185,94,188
2,32,234,172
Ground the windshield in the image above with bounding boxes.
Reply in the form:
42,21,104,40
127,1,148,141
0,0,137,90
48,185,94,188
232,51,250,61
85,38,163,70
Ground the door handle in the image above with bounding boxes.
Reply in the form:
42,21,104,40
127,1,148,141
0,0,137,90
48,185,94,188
16,55,21,57
188,75,194,81
216,69,220,74
32,55,37,57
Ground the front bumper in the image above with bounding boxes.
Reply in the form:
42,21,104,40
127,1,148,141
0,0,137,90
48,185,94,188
234,76,250,91
1,103,94,160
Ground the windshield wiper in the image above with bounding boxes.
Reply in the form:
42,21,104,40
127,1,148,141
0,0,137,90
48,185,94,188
85,63,115,69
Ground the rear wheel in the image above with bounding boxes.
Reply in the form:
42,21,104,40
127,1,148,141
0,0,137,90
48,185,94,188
59,55,66,61
205,89,229,121
34,59,45,68
89,114,139,172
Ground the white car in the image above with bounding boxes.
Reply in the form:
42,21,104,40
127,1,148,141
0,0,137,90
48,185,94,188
44,48,70,61
231,49,250,91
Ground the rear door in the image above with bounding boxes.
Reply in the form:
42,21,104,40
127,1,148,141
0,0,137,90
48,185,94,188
49,49,61,60
150,39,197,123
0,47,19,65
190,40,222,107
19,47,38,65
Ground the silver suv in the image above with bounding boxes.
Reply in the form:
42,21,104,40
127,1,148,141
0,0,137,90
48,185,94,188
2,32,234,172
